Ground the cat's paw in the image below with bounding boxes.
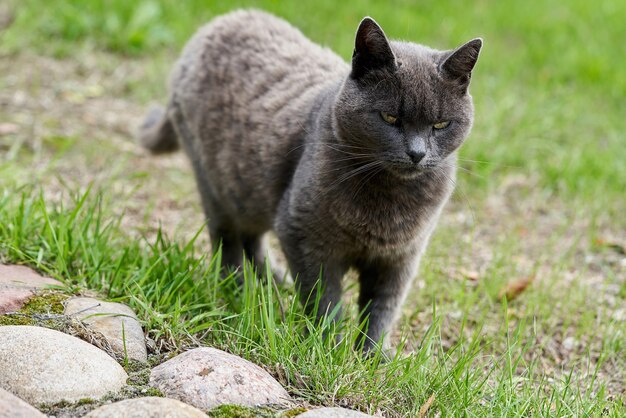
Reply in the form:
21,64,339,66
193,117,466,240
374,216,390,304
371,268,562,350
362,345,394,363
271,264,293,286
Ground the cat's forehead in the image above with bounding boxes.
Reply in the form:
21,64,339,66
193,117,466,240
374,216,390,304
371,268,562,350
392,42,442,79
391,42,450,118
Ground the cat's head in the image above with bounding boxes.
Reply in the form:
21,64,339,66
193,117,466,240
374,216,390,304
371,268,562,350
333,17,482,180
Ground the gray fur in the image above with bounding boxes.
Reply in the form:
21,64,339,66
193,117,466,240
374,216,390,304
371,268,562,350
140,10,482,352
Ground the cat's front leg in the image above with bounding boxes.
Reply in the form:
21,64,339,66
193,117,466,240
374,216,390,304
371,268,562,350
275,199,348,327
284,244,348,325
356,257,419,354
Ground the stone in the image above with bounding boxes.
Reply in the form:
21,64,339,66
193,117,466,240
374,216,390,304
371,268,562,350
84,397,207,418
562,336,577,351
297,407,376,417
64,297,147,362
0,387,47,418
0,264,62,313
0,325,128,404
150,347,291,409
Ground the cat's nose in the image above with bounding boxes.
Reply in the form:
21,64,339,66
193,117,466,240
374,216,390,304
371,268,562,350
406,150,426,164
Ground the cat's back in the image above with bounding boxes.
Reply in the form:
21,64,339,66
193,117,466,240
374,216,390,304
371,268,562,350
171,10,346,118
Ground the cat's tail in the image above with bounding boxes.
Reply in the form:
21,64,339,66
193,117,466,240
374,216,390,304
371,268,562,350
138,105,180,154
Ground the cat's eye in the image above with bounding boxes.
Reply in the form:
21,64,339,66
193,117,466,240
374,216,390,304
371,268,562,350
380,111,398,125
433,121,451,130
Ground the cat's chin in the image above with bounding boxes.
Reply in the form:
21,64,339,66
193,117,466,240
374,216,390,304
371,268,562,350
386,163,430,180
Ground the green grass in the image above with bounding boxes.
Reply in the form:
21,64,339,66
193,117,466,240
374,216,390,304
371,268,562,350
0,189,622,416
1,0,625,416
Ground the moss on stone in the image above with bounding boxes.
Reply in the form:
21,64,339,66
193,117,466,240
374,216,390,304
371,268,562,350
20,291,68,315
209,405,260,418
0,313,35,326
207,405,307,418
75,397,97,406
110,361,164,399
0,291,69,327
124,358,149,373
38,398,97,418
123,358,153,386
142,387,165,397
281,408,308,417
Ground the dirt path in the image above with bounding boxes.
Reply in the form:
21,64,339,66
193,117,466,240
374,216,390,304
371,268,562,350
0,52,206,244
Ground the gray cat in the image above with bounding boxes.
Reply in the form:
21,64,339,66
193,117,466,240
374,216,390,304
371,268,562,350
140,10,481,353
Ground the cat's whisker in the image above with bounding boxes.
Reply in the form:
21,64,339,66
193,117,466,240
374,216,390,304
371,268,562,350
327,160,385,189
333,165,378,186
318,160,375,175
433,163,477,228
455,157,493,164
285,142,308,156
312,160,385,202
338,165,381,188
319,143,373,156
324,157,366,173
351,164,386,200
454,164,484,179
329,152,376,161
286,139,371,157
324,149,372,158
319,142,371,150
285,137,372,157
456,156,524,170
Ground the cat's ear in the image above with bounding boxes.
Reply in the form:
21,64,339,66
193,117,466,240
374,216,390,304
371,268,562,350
351,17,396,79
440,38,483,87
